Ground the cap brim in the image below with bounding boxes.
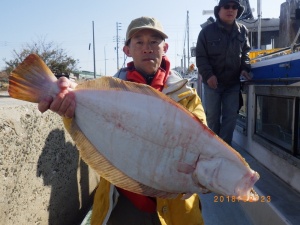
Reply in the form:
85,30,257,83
127,27,168,42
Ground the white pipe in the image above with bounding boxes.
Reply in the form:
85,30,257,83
257,0,262,49
202,10,214,15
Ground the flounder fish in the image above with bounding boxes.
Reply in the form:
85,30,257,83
9,54,259,201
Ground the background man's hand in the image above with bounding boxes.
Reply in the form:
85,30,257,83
240,70,252,81
207,75,218,89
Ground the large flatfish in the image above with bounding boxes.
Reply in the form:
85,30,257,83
9,54,259,201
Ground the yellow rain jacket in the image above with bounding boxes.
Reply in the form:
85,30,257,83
91,70,207,225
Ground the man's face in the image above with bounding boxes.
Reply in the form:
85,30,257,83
123,29,168,75
218,2,239,25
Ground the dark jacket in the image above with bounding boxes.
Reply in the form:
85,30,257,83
196,20,251,86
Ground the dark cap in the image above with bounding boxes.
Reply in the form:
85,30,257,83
218,0,241,6
214,0,245,19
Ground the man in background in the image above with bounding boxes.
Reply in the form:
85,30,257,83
196,0,251,145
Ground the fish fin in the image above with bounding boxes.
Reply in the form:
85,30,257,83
76,76,190,110
8,54,57,103
192,171,210,193
177,162,195,174
67,119,178,199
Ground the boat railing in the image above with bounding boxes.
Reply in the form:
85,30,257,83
250,45,300,64
250,28,300,64
241,77,300,85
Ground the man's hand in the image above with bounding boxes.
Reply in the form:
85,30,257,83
207,75,218,89
240,70,252,81
38,77,77,118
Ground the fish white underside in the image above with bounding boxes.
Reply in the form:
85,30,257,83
74,89,251,195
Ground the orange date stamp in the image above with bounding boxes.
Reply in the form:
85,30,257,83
214,195,271,203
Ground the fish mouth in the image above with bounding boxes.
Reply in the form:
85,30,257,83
236,188,259,202
235,171,260,202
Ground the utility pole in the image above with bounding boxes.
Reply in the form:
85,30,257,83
187,11,190,68
116,22,122,70
92,21,96,78
104,45,107,75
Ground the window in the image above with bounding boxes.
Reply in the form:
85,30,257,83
256,95,293,152
254,86,300,158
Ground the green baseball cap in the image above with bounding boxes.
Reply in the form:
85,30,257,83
125,17,168,44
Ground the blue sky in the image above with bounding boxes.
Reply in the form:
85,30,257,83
1,0,283,75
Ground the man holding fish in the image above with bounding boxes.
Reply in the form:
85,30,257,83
38,16,207,225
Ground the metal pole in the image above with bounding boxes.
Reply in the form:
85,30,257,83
92,21,96,78
104,46,107,75
183,48,186,74
187,11,190,67
257,0,262,49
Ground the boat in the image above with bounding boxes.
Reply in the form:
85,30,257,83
250,48,300,84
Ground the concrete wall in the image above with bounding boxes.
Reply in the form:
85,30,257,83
0,100,99,225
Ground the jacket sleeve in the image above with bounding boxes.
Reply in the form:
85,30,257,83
157,194,204,225
196,28,214,83
91,178,119,225
163,76,207,126
178,88,207,126
241,26,251,73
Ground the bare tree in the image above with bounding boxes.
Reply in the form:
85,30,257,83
3,37,78,75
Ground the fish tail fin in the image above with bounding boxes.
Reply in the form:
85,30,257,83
8,53,57,103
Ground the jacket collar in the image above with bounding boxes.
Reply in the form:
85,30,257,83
216,19,242,34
